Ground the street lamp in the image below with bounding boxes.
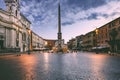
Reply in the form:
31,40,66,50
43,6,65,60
95,28,99,35
15,27,21,54
45,41,48,46
28,29,31,54
44,41,48,51
95,28,99,54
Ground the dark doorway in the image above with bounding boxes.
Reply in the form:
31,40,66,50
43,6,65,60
0,40,4,49
23,44,25,52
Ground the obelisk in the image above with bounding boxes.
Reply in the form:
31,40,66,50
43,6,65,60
57,0,62,52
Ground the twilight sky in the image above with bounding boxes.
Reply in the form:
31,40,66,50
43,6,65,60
0,0,120,43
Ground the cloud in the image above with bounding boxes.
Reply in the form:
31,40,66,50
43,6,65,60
66,0,106,10
62,21,75,26
21,0,58,26
27,15,34,22
0,0,6,10
61,0,120,42
62,0,120,23
86,13,99,20
1,0,120,43
20,0,120,42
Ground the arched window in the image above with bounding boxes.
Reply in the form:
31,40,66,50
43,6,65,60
16,31,19,47
22,33,26,41
16,10,17,17
10,6,12,11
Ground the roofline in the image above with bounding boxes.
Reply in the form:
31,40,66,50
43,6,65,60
20,13,31,24
44,39,57,41
98,16,120,29
31,31,44,40
0,8,10,15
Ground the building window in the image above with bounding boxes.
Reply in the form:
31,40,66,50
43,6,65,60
106,28,107,32
106,33,108,38
111,21,115,27
0,35,4,49
16,31,19,47
109,23,111,28
16,10,17,17
22,33,26,41
10,6,12,11
0,35,4,40
118,26,120,31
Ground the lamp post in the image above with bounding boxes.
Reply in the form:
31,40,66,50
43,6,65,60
28,29,31,54
45,41,48,46
95,28,99,54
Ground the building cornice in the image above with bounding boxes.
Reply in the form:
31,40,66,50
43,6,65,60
32,31,44,40
0,8,10,16
98,17,120,29
0,16,24,30
20,13,31,24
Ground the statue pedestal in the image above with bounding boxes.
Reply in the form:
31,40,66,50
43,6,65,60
57,48,63,53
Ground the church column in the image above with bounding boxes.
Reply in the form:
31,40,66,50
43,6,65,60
5,28,11,48
10,29,16,48
19,32,23,52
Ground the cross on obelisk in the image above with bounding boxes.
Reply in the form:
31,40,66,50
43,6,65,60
57,0,62,52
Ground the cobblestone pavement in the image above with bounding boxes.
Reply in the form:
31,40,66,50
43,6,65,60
0,52,120,80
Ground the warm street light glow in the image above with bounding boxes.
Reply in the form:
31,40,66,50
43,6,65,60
27,29,31,54
95,28,99,35
45,41,48,46
28,29,31,34
95,28,99,54
17,27,19,31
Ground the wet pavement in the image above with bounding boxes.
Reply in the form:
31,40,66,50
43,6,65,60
0,52,120,80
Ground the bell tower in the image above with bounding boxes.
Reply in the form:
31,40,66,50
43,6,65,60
4,0,20,17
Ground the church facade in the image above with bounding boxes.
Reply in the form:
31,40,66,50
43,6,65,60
0,0,31,52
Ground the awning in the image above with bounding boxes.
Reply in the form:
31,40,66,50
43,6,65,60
92,46,109,50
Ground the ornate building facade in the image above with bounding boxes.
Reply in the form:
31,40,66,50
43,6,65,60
0,0,31,52
67,17,120,53
31,31,45,51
